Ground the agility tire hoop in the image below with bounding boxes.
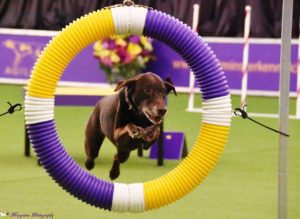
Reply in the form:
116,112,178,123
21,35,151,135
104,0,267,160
25,6,231,212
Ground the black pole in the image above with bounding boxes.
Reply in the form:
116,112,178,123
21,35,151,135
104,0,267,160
24,124,30,157
157,120,164,166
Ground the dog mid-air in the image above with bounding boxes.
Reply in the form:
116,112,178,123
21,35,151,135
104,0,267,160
84,72,177,180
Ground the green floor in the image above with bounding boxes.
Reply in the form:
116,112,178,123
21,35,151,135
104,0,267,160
0,84,299,219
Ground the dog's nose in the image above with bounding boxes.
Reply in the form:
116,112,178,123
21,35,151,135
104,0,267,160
158,108,167,116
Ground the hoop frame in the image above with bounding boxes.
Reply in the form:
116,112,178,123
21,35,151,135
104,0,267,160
25,6,231,212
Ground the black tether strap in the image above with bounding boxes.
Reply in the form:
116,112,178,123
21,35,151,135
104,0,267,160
0,101,22,117
234,105,290,137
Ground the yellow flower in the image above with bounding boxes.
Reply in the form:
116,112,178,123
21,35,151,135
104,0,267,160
98,49,110,58
140,36,153,51
115,38,127,47
127,43,142,56
110,52,120,63
93,41,103,56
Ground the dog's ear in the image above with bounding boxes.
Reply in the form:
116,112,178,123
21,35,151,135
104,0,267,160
114,74,145,92
164,77,177,96
114,79,136,92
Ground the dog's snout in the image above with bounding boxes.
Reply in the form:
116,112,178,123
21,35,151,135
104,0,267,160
158,108,167,116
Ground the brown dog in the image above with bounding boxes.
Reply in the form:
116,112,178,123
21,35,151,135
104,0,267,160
84,72,177,180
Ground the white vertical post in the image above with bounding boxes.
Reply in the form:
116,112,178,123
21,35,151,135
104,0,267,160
240,6,252,108
278,0,293,218
296,17,300,119
187,3,200,111
192,4,200,31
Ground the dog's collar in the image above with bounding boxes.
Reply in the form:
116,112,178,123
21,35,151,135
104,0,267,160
125,87,139,112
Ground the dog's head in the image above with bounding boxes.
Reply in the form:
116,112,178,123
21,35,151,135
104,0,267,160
115,72,177,125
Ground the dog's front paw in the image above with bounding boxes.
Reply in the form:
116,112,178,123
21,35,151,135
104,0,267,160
127,124,144,139
109,168,120,180
142,125,160,142
85,159,95,170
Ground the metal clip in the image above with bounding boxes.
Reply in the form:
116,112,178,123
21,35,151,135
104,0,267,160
123,0,135,6
103,1,152,10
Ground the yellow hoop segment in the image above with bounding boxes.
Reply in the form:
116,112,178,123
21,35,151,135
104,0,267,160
27,9,114,98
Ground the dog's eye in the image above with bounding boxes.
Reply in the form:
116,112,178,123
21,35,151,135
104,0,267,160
144,88,151,94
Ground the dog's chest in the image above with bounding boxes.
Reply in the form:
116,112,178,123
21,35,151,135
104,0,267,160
122,138,148,151
123,111,152,128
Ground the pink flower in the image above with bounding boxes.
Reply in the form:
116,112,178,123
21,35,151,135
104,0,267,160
102,38,116,50
100,56,112,67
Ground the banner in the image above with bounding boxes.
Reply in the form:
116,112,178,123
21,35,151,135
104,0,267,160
0,31,107,84
147,39,298,93
0,29,298,93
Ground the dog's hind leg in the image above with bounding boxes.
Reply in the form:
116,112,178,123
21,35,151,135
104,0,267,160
84,113,105,170
85,133,104,170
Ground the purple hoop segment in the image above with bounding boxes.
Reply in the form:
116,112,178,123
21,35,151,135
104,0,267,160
27,120,114,209
144,10,229,100
25,7,231,212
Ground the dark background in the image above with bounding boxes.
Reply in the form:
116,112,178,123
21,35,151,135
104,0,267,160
0,0,299,38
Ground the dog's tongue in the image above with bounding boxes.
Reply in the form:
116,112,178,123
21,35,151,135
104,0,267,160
145,111,162,124
149,114,162,124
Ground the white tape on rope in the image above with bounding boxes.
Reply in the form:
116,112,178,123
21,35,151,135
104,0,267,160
111,6,147,35
112,183,129,212
202,95,231,126
24,95,54,124
128,183,145,212
112,183,145,212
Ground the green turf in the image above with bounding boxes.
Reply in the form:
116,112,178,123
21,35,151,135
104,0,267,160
0,84,299,219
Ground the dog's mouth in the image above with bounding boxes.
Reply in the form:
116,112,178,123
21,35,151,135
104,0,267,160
144,111,163,125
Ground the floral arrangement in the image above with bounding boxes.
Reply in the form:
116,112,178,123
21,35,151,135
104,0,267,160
93,35,154,83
